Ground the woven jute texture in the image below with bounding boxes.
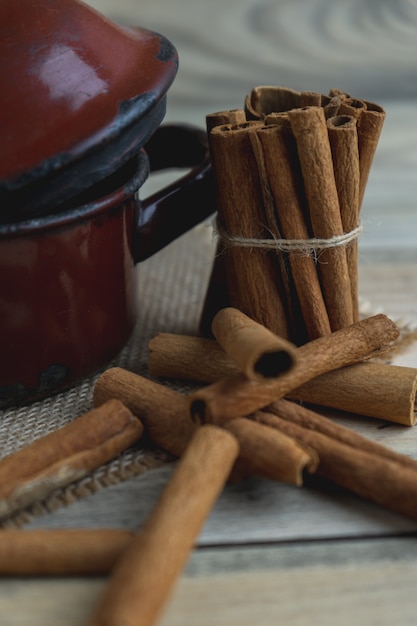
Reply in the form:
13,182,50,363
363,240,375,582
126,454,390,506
0,222,216,527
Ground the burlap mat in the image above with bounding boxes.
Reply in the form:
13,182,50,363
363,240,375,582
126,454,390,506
0,222,216,527
1,220,416,528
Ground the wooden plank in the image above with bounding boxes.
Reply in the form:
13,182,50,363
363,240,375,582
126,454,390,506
26,460,417,541
2,537,417,626
161,552,417,626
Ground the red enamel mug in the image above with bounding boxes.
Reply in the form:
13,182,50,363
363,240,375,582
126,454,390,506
0,124,214,408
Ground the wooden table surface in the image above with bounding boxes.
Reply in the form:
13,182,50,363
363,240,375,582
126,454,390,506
2,1,417,624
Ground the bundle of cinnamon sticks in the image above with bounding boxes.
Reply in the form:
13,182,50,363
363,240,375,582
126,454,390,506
201,86,386,344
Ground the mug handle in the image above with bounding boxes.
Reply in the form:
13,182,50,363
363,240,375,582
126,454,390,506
134,123,215,262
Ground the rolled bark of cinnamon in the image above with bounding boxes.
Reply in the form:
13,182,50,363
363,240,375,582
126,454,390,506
288,361,417,426
300,91,323,107
206,109,247,131
332,98,385,208
0,529,134,575
87,425,239,626
255,119,332,340
93,369,197,458
224,417,317,485
338,97,367,120
244,85,301,119
326,114,361,321
356,100,386,207
189,314,399,425
148,332,415,427
211,307,297,381
287,105,354,331
248,127,300,339
0,400,144,521
148,333,236,382
256,408,417,523
209,121,290,338
199,108,248,336
265,398,417,471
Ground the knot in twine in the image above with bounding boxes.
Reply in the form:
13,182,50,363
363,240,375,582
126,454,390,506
215,218,363,258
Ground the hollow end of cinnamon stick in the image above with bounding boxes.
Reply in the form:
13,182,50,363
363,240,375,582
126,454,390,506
251,350,294,379
190,399,207,425
211,307,297,381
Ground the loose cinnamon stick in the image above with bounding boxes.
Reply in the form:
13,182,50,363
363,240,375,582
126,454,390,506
189,314,399,425
93,369,197,457
326,114,361,321
210,121,290,338
224,417,317,485
0,400,143,521
211,307,297,381
255,120,332,340
0,529,134,575
288,361,417,426
87,425,239,626
265,398,417,471
287,105,354,331
148,333,236,382
244,85,301,120
255,408,417,523
148,332,415,426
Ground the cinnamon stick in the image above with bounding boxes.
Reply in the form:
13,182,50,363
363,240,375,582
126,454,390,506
300,91,323,107
336,97,386,206
148,333,236,382
210,121,290,337
148,332,416,427
224,417,317,485
288,361,417,426
189,314,399,425
265,398,417,471
244,85,301,120
206,109,247,132
199,108,247,335
326,114,361,320
356,100,386,207
338,97,367,120
287,105,354,331
211,307,297,381
93,369,197,457
255,119,332,340
255,408,417,523
248,126,299,339
0,400,143,521
0,529,134,575
87,425,239,626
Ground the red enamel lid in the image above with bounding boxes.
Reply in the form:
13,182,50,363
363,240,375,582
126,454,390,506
0,0,178,220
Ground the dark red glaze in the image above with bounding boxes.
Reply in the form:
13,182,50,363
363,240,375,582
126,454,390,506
0,125,215,408
0,0,178,219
